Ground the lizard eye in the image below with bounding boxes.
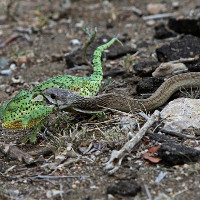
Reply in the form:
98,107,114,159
50,93,56,99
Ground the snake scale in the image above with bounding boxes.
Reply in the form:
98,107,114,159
43,72,200,113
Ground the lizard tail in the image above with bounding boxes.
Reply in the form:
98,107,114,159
89,38,122,90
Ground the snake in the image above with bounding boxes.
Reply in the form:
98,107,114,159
42,72,200,113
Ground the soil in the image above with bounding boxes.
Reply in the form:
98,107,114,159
0,0,200,199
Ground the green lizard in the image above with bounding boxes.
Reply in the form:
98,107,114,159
0,38,122,142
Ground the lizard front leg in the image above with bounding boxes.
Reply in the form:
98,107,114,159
22,105,55,143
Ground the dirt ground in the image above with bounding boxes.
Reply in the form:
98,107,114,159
0,0,200,199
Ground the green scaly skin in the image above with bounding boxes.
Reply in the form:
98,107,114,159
0,38,121,142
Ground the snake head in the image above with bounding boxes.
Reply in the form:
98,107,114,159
43,88,84,109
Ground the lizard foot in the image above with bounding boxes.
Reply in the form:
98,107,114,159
21,129,38,144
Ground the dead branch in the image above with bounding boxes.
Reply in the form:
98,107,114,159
104,110,160,174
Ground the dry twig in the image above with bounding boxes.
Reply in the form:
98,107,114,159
104,110,160,174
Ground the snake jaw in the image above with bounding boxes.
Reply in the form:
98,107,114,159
43,88,79,109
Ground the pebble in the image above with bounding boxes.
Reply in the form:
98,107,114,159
71,184,77,189
10,63,16,70
172,2,179,9
17,52,35,65
75,20,84,28
70,39,80,46
46,190,62,198
17,55,27,64
146,20,155,26
0,69,12,75
107,194,115,200
147,3,167,15
152,62,187,77
125,23,133,28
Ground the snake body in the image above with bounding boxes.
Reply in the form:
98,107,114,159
43,72,200,113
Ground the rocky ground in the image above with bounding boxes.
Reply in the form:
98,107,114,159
0,0,200,199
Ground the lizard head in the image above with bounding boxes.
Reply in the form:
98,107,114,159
43,88,83,109
0,90,49,130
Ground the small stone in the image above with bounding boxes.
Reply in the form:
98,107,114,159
0,69,12,75
152,62,187,77
107,194,115,200
72,184,77,189
70,39,80,46
172,2,179,9
20,63,26,69
147,3,167,15
10,63,16,71
125,23,133,28
90,185,98,189
183,164,189,169
75,20,84,28
66,146,72,151
17,55,27,64
46,190,62,198
146,20,155,26
26,52,35,59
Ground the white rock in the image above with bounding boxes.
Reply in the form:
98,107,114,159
46,190,63,198
107,194,115,200
172,2,179,9
152,62,187,77
0,69,12,75
146,20,155,26
75,20,84,28
146,3,167,15
161,98,200,132
10,63,16,70
70,39,80,45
